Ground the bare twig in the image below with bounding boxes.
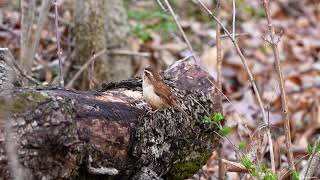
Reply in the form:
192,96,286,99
66,49,107,89
163,0,198,64
261,0,295,173
53,0,64,87
89,51,95,90
215,4,224,180
216,13,222,91
156,0,167,11
195,0,276,172
108,49,151,57
221,33,249,38
232,0,236,39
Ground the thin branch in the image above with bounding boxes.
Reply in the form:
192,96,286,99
163,0,198,64
216,11,222,91
232,0,236,39
221,33,249,38
89,51,95,90
195,0,276,172
108,49,151,57
261,0,295,173
66,49,107,89
215,4,224,180
53,0,64,87
156,0,167,11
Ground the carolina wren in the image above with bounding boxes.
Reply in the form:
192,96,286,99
142,67,177,110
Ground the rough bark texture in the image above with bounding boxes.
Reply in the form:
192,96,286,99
0,49,21,89
0,58,221,179
72,0,132,89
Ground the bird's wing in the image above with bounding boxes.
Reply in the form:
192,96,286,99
153,82,176,106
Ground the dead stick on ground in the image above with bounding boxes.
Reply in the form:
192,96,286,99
53,0,64,87
261,0,295,173
195,0,276,172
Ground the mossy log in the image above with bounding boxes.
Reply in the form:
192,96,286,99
0,55,222,179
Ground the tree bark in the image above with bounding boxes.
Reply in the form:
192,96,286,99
0,49,222,179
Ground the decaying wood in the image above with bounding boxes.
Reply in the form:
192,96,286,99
0,51,222,179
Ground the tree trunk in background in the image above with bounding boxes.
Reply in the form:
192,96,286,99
73,0,108,89
72,0,132,89
104,0,132,82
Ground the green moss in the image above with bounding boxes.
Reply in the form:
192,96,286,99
0,100,5,119
169,147,211,180
12,92,47,114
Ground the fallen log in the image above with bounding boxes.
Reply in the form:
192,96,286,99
0,48,222,179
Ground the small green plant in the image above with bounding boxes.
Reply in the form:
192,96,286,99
317,143,320,152
202,112,231,135
292,170,299,180
307,143,320,154
240,157,278,180
52,67,60,77
131,23,151,42
238,140,245,150
221,127,231,136
307,144,313,154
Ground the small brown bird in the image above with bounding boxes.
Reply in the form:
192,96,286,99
142,67,177,110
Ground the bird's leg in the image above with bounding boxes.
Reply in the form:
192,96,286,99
146,107,159,115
